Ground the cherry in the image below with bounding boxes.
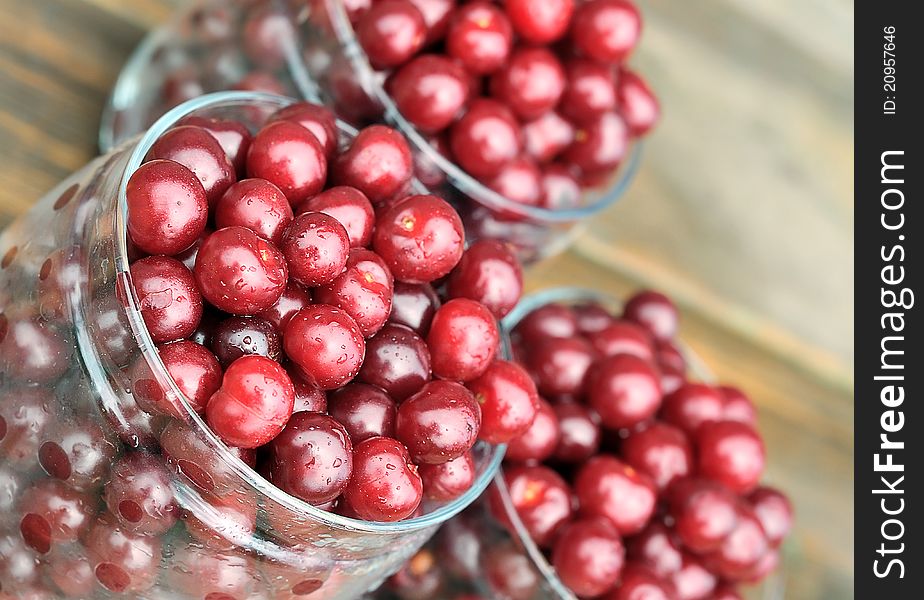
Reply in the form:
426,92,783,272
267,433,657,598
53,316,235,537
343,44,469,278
553,401,602,463
84,514,162,593
333,125,413,203
491,47,565,121
742,547,779,583
247,121,328,205
205,355,295,448
505,398,560,463
388,548,445,600
748,486,793,547
233,71,287,94
628,522,684,578
126,159,208,255
617,68,661,136
449,99,521,177
147,125,236,206
344,436,423,521
214,178,294,245
141,340,221,416
0,387,53,468
242,3,296,69
446,1,513,74
182,488,257,551
524,112,575,164
696,420,765,494
292,374,328,413
301,186,375,248
282,212,351,288
586,353,662,430
0,533,40,590
427,298,499,381
130,255,202,344
359,323,431,400
174,226,211,272
266,411,353,505
38,419,116,490
525,336,596,397
671,552,717,600
104,452,178,536
560,59,618,122
552,517,625,598
396,380,481,464
179,116,252,176
256,281,312,331
505,0,573,43
661,383,725,435
468,360,538,444
571,0,642,63
159,421,241,495
704,505,768,581
419,450,475,501
622,421,693,490
605,564,675,600
437,514,483,579
711,586,744,600
46,550,96,598
588,319,655,360
575,455,657,536
516,304,578,343
284,304,366,390
624,290,679,341
494,464,573,548
669,479,739,553
18,480,94,554
563,111,630,173
574,302,617,335
407,0,455,42
390,54,471,133
209,315,282,368
194,226,288,315
269,101,339,160
188,308,220,347
482,542,539,600
0,318,72,385
315,248,394,337
389,282,441,335
485,156,543,208
718,385,758,426
657,339,687,374
373,194,465,284
166,545,255,600
356,0,427,69
328,383,397,442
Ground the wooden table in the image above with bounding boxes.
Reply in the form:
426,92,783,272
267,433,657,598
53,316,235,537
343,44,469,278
0,1,854,598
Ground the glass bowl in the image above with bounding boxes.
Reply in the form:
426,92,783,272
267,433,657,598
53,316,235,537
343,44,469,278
102,0,644,264
0,91,503,599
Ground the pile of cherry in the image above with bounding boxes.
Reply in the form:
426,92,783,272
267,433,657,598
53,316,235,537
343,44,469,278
123,100,528,522
340,0,659,207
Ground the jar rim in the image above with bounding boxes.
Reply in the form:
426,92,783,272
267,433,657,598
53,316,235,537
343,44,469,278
115,90,505,535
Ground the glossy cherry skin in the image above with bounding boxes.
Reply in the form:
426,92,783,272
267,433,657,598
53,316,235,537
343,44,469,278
696,420,765,494
526,336,595,397
126,159,208,255
130,255,203,344
210,315,282,366
269,101,339,159
390,54,471,133
256,281,312,331
449,99,521,177
427,298,499,382
571,0,642,63
505,398,560,463
624,290,679,341
284,304,366,390
205,355,295,448
214,178,293,245
247,121,328,205
560,59,618,122
333,125,414,203
485,156,543,208
242,3,296,69
281,211,351,287
344,436,423,521
194,226,288,315
575,455,658,536
142,340,221,416
0,317,73,385
669,478,739,553
182,487,257,551
622,421,693,490
446,1,513,74
374,194,465,284
166,545,256,600
84,514,163,593
605,564,675,600
524,112,575,164
704,505,769,581
468,360,539,444
315,248,394,337
661,383,726,435
586,353,662,430
588,319,655,360
18,480,94,554
748,486,793,547
516,303,578,343
356,0,427,69
482,542,539,600
292,374,328,413
419,450,475,501
37,418,115,490
301,186,375,248
493,464,573,548
563,110,630,173
148,125,236,206
671,552,717,600
179,116,252,176
628,522,684,578
617,68,660,137
359,323,431,400
552,401,602,463
553,517,625,598
505,0,573,43
396,380,481,464
103,452,178,536
574,302,616,335
328,383,397,442
390,282,441,335
408,0,455,42
491,47,566,121
266,411,353,505
0,388,52,470
718,385,758,426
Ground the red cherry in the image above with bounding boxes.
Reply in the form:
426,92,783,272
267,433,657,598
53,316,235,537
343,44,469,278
704,505,769,581
419,450,475,501
18,480,94,554
617,68,661,136
178,116,252,176
205,355,295,448
661,383,725,435
390,281,441,335
333,125,414,203
269,101,339,159
669,478,739,553
485,156,544,208
130,255,203,344
505,0,574,43
696,420,765,494
359,323,431,400
344,436,423,521
524,112,575,164
449,99,521,178
166,545,256,599
553,517,625,598
624,290,679,341
256,281,312,331
604,563,675,600
505,398,560,463
0,318,73,385
585,352,663,430
628,522,684,578
37,418,115,490
390,54,471,133
281,211,351,287
718,385,758,425
571,0,642,63
482,542,540,600
574,302,616,335
284,304,366,390
247,121,328,205
328,383,397,442
622,421,693,490
300,186,375,248
574,454,657,536
491,47,566,121
242,3,297,69
46,550,96,598
147,340,222,416
445,1,513,74
560,59,618,122
711,585,744,600
563,111,630,173
553,401,602,463
315,248,394,337
103,452,178,536
493,464,573,548
427,298,499,382
214,178,293,245
126,159,208,256
526,335,596,397
147,125,236,205
396,380,481,464
540,164,583,211
408,0,455,42
468,360,539,444
588,318,655,360
292,374,328,413
671,552,717,600
748,486,793,547
209,315,282,367
356,0,427,69
84,515,163,593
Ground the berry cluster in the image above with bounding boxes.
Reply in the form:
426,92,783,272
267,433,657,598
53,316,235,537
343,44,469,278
337,0,660,209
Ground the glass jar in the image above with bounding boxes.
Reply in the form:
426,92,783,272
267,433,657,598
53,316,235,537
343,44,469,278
0,91,503,599
102,0,643,264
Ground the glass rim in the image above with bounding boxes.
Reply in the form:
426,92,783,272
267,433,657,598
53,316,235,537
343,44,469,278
292,0,643,225
114,90,505,536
